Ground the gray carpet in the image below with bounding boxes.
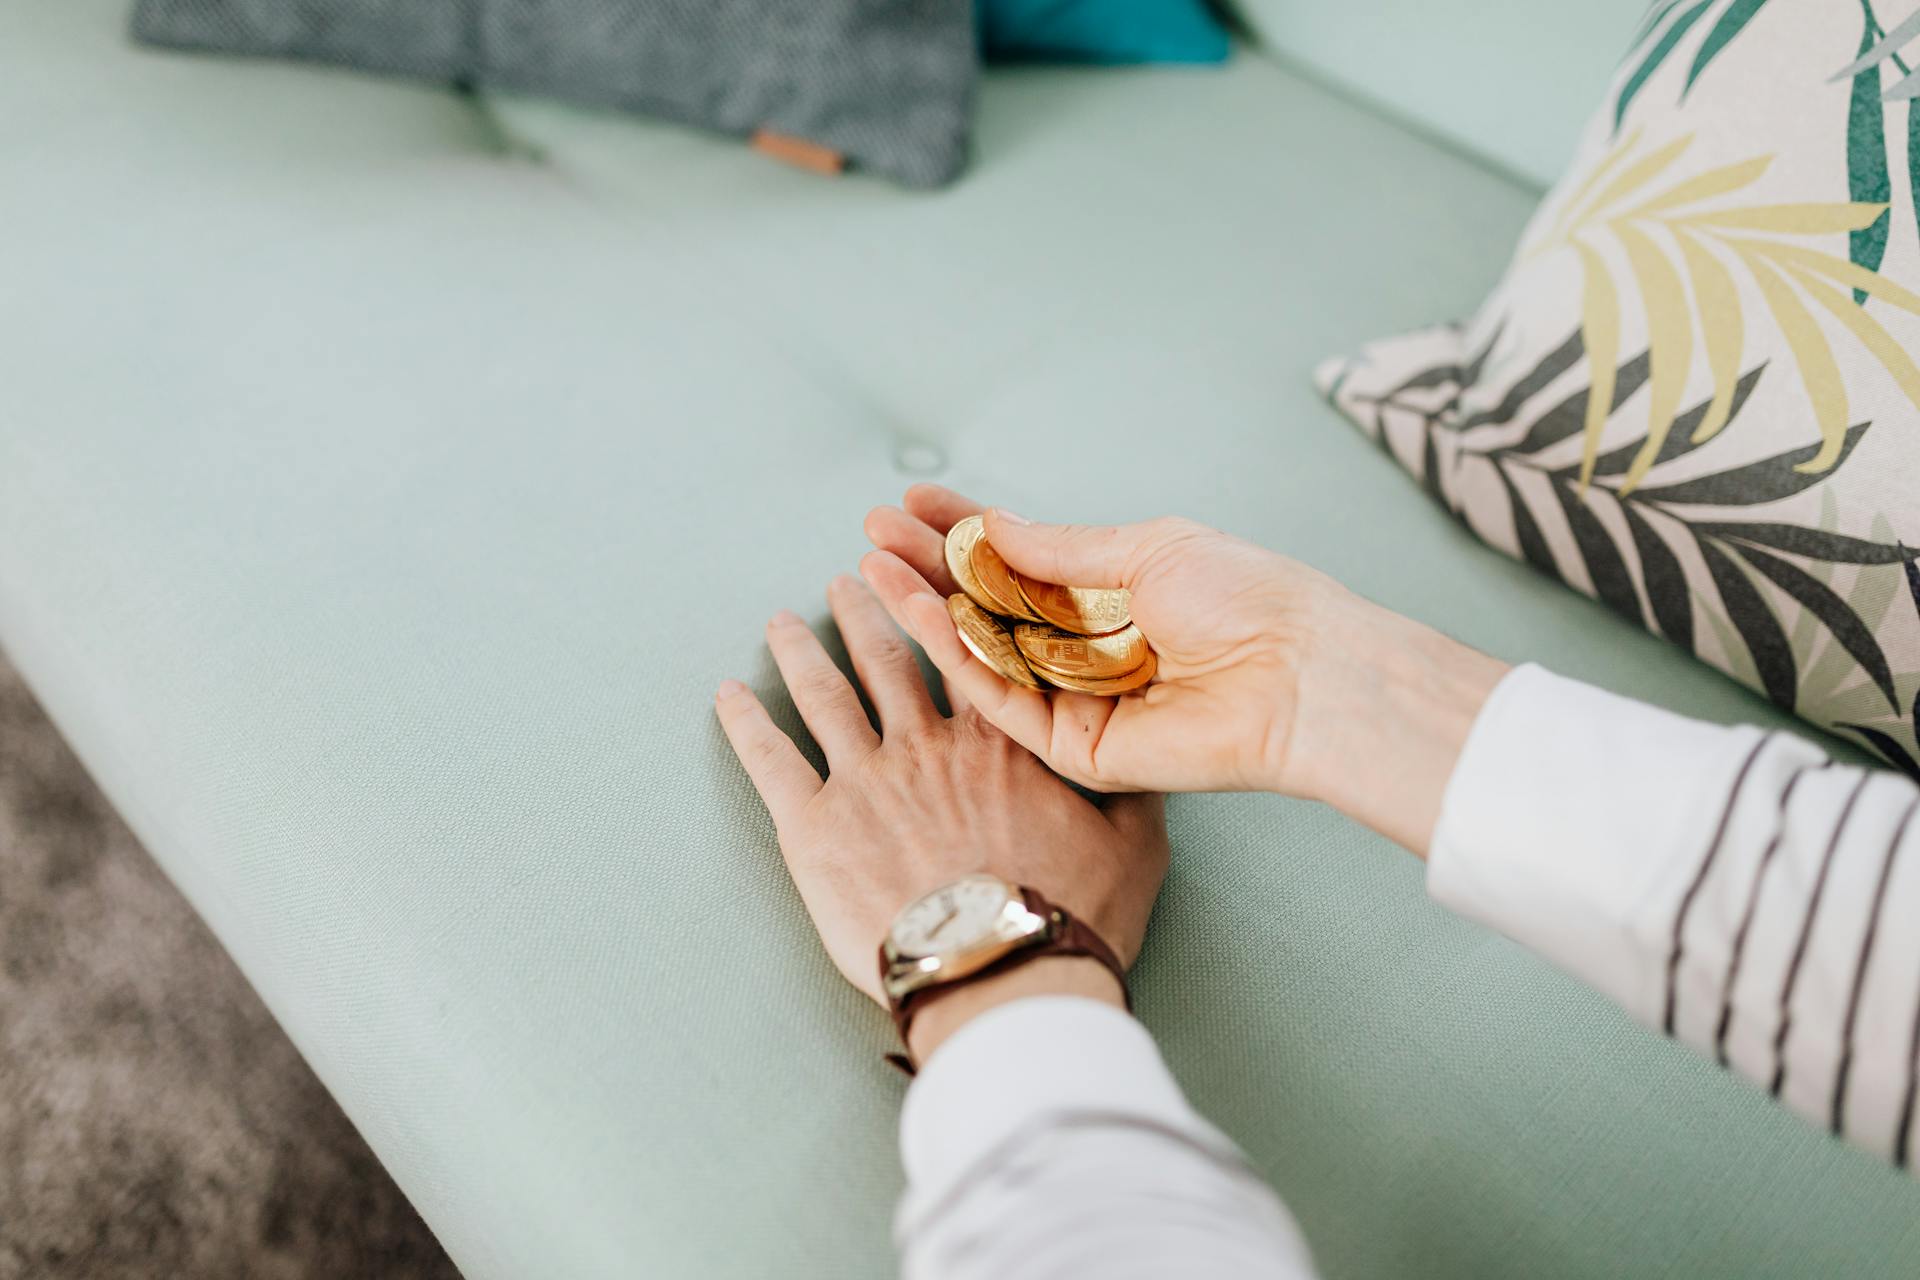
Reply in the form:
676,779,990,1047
0,654,460,1279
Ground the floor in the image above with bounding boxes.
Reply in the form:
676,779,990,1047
0,654,460,1279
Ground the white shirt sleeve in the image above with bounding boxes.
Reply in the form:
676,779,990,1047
1431,663,1920,1167
895,996,1316,1280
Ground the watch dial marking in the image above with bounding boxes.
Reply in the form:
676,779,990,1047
890,877,1012,957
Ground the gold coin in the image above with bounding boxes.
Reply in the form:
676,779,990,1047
1013,622,1149,682
1015,574,1132,636
944,516,1038,621
968,535,1044,621
944,516,994,611
1031,649,1157,695
947,594,1045,690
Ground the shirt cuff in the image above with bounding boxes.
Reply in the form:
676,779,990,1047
898,996,1234,1210
1426,663,1774,1019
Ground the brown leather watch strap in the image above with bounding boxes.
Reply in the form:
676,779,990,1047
881,886,1129,1073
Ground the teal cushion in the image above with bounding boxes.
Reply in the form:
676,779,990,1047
982,0,1229,64
7,2,1920,1277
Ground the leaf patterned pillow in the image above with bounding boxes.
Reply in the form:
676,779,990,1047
1319,0,1920,775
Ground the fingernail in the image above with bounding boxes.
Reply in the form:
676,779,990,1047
769,609,803,628
717,679,747,698
992,507,1030,526
830,573,860,594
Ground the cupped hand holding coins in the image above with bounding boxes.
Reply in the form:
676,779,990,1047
942,513,1157,695
859,485,1350,798
862,484,1511,853
862,483,1508,856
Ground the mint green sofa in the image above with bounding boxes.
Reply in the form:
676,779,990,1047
5,2,1917,1276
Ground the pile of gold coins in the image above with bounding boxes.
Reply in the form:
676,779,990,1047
943,515,1157,695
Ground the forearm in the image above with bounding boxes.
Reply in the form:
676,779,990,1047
898,993,1317,1280
1286,594,1509,857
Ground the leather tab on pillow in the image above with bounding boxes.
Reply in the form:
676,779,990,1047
751,129,846,177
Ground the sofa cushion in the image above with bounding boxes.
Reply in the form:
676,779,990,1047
1320,0,1920,774
131,0,976,187
6,2,1920,1277
1225,0,1648,186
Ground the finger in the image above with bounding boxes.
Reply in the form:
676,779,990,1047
765,609,880,766
942,672,972,717
714,680,822,829
902,483,986,535
859,546,941,605
863,504,959,595
982,510,1203,590
826,573,939,734
859,550,1065,769
1047,690,1123,782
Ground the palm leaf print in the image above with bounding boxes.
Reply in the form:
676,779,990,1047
1739,250,1852,471
1620,0,1779,127
1618,0,1717,130
1801,509,1906,707
1847,7,1894,293
1830,4,1920,98
1831,4,1920,282
1630,423,1871,504
1674,229,1745,440
1527,132,1917,494
1694,522,1919,562
1614,221,1695,488
1843,723,1920,776
1836,601,1920,773
1574,241,1623,486
1699,583,1764,690
1688,0,1772,93
1698,532,1799,707
1626,502,1697,648
1735,542,1898,706
1332,328,1920,765
1628,0,1693,55
1469,345,1901,713
1611,0,1904,292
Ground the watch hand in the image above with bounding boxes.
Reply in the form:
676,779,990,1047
927,907,958,939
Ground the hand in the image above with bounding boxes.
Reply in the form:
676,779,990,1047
862,486,1510,855
714,575,1169,1058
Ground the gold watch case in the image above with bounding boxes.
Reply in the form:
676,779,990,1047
881,873,1055,1003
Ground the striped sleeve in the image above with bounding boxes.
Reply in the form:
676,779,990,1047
1429,664,1920,1167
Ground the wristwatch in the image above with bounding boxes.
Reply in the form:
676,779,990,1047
877,873,1129,1060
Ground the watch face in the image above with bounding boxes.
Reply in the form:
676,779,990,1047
889,875,1014,958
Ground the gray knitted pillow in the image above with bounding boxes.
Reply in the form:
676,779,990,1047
130,0,976,187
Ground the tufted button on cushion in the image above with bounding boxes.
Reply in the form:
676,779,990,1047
893,442,948,475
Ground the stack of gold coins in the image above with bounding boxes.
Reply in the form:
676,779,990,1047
942,515,1157,695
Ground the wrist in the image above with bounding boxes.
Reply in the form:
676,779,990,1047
1287,595,1510,857
905,954,1126,1066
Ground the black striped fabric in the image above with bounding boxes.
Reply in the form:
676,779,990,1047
1664,739,1920,1167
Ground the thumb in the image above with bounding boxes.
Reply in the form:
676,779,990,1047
983,510,1193,590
